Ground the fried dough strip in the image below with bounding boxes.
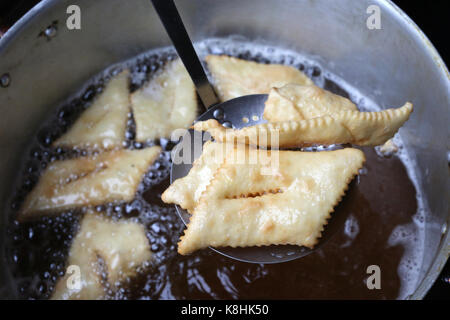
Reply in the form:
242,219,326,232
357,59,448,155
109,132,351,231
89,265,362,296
131,59,197,141
161,141,226,212
18,147,161,220
162,141,269,212
205,55,313,102
193,103,413,147
178,148,365,254
263,84,358,122
51,212,151,300
53,70,130,150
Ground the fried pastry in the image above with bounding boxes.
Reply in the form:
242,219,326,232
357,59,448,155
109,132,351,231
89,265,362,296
131,58,197,141
205,55,313,102
178,148,365,254
162,141,227,212
51,212,151,300
18,147,161,220
162,141,260,212
263,83,358,122
53,70,130,150
193,102,413,148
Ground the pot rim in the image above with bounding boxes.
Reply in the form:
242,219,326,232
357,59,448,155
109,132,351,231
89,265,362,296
0,0,448,300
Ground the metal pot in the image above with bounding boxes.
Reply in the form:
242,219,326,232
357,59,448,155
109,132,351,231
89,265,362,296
0,0,448,299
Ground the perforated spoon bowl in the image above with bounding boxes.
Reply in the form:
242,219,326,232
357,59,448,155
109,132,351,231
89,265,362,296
152,0,349,263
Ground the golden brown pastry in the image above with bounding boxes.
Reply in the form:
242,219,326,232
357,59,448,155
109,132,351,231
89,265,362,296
51,212,151,300
131,59,197,141
162,141,264,212
177,148,365,254
162,141,227,212
53,70,130,150
193,102,413,148
205,55,313,102
263,83,358,122
18,147,161,220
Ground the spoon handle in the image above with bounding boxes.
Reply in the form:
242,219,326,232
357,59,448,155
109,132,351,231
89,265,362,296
151,0,219,109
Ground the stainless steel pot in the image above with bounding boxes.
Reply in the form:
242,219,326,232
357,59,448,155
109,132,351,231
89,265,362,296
0,0,448,299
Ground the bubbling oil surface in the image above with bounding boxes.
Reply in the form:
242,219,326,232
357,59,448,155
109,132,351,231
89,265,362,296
4,38,426,299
